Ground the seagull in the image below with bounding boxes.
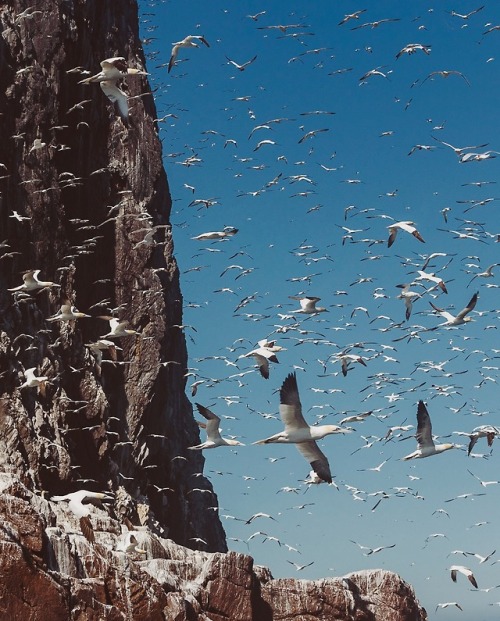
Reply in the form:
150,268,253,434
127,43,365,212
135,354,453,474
47,304,90,322
253,372,351,484
8,270,60,292
188,403,244,450
168,35,210,73
402,401,459,460
51,490,114,544
225,55,257,71
428,292,478,329
387,221,425,247
449,565,478,589
289,296,328,314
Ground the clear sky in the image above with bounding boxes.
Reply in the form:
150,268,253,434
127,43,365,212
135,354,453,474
139,2,499,618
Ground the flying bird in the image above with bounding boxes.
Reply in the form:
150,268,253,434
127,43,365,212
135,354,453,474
51,490,114,544
225,55,257,71
254,372,351,483
449,565,478,589
387,221,425,247
402,401,459,460
188,403,244,449
8,269,60,293
289,296,328,314
428,292,478,329
168,35,210,73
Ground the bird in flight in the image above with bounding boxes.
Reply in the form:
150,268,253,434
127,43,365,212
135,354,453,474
168,35,210,73
428,292,478,329
188,404,244,450
225,55,257,71
402,401,459,460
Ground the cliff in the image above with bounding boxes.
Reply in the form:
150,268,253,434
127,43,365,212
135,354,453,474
0,2,427,620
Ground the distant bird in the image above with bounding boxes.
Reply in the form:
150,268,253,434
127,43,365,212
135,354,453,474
188,403,244,449
396,283,421,320
289,296,328,314
338,10,367,26
387,221,425,247
334,353,367,377
422,70,470,86
51,490,114,544
467,264,498,287
47,304,90,322
191,227,238,241
351,18,400,31
395,43,431,59
414,270,448,293
467,425,499,456
449,565,478,589
448,6,484,20
287,560,314,571
435,602,463,612
8,270,59,292
428,292,478,329
99,317,140,338
254,372,351,483
168,35,210,73
240,342,281,379
225,55,257,71
20,367,48,393
402,401,458,460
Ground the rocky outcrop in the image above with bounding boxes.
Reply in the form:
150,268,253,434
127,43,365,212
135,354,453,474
0,2,428,620
0,0,226,551
0,475,427,621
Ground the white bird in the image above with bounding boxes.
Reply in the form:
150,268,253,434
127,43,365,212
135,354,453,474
449,565,478,589
396,43,431,60
99,80,129,122
240,345,280,380
435,602,463,612
99,317,140,338
428,292,478,329
253,372,351,483
51,490,114,544
20,367,48,393
467,425,499,455
468,264,498,287
47,304,90,322
168,35,210,73
289,296,328,314
188,403,245,450
396,283,421,321
402,401,458,460
387,221,425,247
116,531,147,555
414,270,448,293
225,55,257,71
191,227,238,241
335,353,367,377
8,270,60,292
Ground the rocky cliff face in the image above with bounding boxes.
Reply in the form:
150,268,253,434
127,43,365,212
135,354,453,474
0,2,427,620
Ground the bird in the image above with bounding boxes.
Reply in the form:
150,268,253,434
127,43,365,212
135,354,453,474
466,425,499,455
402,401,459,460
99,317,140,338
225,55,257,71
467,264,498,287
289,296,328,314
449,565,478,589
387,221,425,247
188,403,245,450
396,43,431,59
435,602,463,612
47,304,90,322
51,490,114,544
78,57,148,123
428,292,478,329
191,227,238,241
239,344,281,379
414,270,448,293
116,531,147,555
8,270,60,292
334,353,367,377
168,35,210,73
396,284,421,321
422,70,470,86
253,372,351,483
20,367,48,393
338,10,367,26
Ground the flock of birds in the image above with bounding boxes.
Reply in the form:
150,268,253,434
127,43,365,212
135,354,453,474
3,1,500,616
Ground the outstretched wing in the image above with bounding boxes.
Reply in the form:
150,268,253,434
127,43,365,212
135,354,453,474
279,372,308,431
296,441,332,484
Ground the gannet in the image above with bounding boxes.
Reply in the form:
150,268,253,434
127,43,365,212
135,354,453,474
116,531,146,555
334,353,367,377
99,317,140,338
468,263,498,287
8,270,59,292
240,341,283,379
428,292,478,329
449,565,478,588
78,57,148,123
51,490,114,544
289,296,328,314
253,372,351,483
395,43,431,59
467,425,499,455
168,35,210,73
20,367,48,393
387,221,425,247
47,304,90,322
191,227,238,241
396,283,421,320
414,270,448,293
225,55,257,71
188,404,244,449
402,401,458,460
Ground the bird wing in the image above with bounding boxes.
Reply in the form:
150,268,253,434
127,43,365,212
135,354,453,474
80,515,95,544
456,292,478,320
279,372,309,430
195,404,222,440
416,401,435,449
296,441,332,483
100,81,128,121
387,227,397,247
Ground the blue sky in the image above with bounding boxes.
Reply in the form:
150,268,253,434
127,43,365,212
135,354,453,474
139,2,499,617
